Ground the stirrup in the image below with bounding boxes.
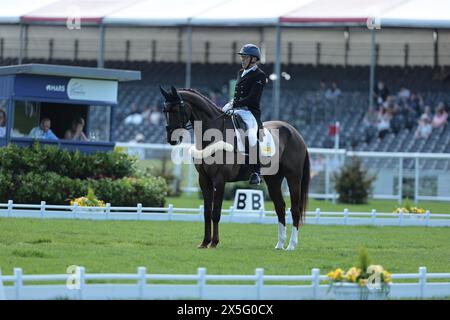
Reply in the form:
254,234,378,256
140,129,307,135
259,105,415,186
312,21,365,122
249,172,261,185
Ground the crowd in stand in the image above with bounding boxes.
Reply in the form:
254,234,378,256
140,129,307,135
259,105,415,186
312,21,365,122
361,80,449,143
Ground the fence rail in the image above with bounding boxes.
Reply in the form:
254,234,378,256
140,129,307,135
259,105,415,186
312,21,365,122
1,201,450,227
0,266,449,300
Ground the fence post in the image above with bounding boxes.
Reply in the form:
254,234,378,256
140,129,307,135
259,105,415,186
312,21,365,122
105,203,111,220
198,205,204,221
7,200,13,218
168,204,173,221
259,208,264,224
425,210,430,227
419,266,427,299
343,208,349,225
14,268,22,300
78,266,85,300
40,201,46,219
229,206,234,222
312,268,320,300
197,268,206,299
371,209,376,225
255,268,264,300
399,211,404,226
398,157,403,205
137,203,142,220
0,268,5,300
138,267,146,299
315,208,320,224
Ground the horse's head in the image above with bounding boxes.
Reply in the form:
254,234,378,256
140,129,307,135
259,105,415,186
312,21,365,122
159,85,192,145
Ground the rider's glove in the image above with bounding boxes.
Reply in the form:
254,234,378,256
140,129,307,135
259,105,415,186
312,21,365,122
225,109,235,116
222,101,233,113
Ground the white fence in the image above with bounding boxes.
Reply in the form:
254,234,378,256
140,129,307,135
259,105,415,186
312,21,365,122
0,266,449,300
1,201,450,227
116,143,450,203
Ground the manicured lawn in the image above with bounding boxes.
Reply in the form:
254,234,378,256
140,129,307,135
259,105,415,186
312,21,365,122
0,218,449,277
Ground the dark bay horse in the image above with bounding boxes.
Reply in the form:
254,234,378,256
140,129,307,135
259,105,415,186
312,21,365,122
160,86,310,250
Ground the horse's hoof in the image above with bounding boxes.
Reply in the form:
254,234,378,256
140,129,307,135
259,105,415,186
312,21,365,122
275,243,284,250
198,241,210,249
209,241,219,248
285,244,296,251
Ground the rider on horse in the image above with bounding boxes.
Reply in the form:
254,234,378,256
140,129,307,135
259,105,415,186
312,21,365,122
222,44,267,185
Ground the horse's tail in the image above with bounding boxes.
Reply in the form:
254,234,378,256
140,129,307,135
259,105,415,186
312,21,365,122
300,149,310,225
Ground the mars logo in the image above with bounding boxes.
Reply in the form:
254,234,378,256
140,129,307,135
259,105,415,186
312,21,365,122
68,81,85,97
45,84,65,92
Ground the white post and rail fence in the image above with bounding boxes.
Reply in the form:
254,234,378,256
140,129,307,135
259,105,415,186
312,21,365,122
0,266,449,300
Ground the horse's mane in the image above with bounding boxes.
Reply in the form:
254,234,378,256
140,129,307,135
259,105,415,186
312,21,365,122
179,88,221,110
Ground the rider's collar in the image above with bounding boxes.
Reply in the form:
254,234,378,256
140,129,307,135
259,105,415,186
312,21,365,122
241,65,257,77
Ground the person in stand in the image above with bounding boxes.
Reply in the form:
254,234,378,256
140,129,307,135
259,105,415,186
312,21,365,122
29,117,59,140
222,44,267,185
65,117,88,141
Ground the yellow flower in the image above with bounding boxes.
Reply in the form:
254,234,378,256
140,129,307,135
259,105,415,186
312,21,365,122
327,271,335,279
334,268,344,280
359,279,368,287
345,267,361,283
383,271,392,283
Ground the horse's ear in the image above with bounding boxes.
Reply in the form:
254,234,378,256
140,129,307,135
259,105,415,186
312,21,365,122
159,85,170,100
171,86,181,99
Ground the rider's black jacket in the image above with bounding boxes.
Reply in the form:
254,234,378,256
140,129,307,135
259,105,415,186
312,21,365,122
232,67,267,128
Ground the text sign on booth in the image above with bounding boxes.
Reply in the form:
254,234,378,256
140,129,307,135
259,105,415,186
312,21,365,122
233,189,265,212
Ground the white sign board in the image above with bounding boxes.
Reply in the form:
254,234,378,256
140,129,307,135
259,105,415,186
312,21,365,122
233,189,265,212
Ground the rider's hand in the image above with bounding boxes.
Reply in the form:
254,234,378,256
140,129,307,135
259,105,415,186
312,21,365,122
225,109,235,116
222,102,233,112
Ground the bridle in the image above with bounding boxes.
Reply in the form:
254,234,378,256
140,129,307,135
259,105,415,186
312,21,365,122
163,98,229,133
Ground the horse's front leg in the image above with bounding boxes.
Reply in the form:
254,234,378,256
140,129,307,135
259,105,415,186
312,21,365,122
198,173,213,249
210,181,225,248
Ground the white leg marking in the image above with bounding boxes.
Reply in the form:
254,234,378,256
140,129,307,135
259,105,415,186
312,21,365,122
275,223,286,250
286,227,299,251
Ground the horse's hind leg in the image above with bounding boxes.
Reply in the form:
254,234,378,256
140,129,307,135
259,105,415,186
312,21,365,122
265,174,286,250
198,173,213,249
286,175,302,251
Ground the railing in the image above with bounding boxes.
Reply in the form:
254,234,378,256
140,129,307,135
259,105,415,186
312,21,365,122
1,266,449,300
115,143,450,203
1,201,450,227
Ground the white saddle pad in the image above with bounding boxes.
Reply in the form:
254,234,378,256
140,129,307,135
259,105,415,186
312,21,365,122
234,127,276,157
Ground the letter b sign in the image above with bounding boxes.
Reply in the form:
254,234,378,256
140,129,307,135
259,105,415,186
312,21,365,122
233,189,265,212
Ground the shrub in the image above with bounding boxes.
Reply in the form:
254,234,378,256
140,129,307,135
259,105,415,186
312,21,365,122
334,157,376,204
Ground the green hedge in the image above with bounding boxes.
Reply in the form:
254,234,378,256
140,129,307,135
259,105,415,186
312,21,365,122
0,143,167,207
0,142,137,179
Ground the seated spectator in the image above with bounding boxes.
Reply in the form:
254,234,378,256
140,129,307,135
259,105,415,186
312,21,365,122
415,114,432,139
150,107,162,125
124,102,143,125
431,103,448,129
0,109,6,138
64,117,88,141
325,81,341,100
397,85,411,102
390,103,405,134
29,118,58,140
374,81,389,107
362,106,378,143
377,107,391,139
421,105,433,121
407,91,424,116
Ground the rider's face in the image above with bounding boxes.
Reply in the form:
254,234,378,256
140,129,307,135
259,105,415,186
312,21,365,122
240,55,252,68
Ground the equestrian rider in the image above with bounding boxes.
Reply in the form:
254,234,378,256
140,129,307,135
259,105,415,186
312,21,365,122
222,44,267,185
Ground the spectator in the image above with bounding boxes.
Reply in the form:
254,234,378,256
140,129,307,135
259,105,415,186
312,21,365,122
317,80,327,99
431,103,448,129
124,102,143,125
397,85,411,102
374,81,389,107
150,106,162,126
64,117,88,141
377,106,391,139
29,118,58,140
325,81,341,100
415,114,432,139
390,103,405,134
0,109,6,138
421,105,433,120
362,106,378,143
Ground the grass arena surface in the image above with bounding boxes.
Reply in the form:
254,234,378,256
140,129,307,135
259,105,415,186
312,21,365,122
0,218,449,277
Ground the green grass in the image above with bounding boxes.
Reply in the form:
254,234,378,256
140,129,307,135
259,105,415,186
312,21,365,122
167,194,450,214
0,218,449,277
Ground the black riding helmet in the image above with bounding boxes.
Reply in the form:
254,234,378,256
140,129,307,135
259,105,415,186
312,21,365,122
237,44,261,69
